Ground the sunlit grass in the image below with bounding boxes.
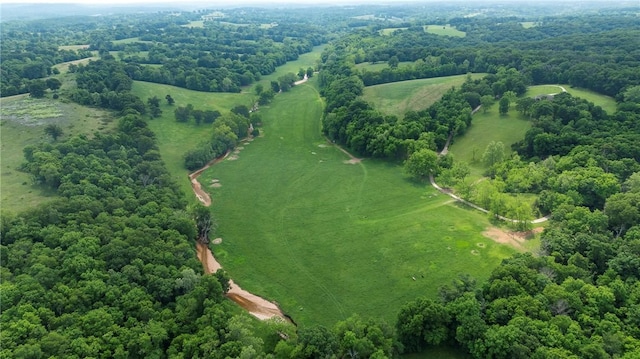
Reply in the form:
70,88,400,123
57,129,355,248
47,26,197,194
362,74,486,118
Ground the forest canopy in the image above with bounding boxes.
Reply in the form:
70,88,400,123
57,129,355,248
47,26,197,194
2,2,640,358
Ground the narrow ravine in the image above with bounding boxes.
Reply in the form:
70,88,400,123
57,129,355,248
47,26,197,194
189,152,289,322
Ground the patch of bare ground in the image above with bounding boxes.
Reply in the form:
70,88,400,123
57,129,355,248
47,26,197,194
482,227,543,251
343,158,362,165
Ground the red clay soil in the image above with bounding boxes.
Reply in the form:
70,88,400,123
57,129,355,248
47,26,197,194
196,242,288,321
188,151,230,207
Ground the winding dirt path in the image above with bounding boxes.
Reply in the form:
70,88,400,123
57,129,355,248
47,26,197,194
190,152,289,322
294,73,309,86
431,101,550,224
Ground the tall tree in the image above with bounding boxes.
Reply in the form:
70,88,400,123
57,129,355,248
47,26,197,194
44,124,63,141
404,149,439,181
482,141,505,167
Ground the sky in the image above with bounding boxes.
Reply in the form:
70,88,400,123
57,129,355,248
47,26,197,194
0,0,618,5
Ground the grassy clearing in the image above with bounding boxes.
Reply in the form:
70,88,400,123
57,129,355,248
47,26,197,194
183,20,205,28
200,81,515,327
520,22,539,29
362,74,486,118
53,56,99,74
58,44,89,51
0,95,116,214
424,25,466,37
132,82,253,200
448,102,531,180
137,44,327,200
379,27,408,35
526,84,617,114
355,61,413,72
112,37,153,45
253,45,326,89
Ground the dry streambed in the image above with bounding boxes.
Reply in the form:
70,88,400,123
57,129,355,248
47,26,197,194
189,148,289,322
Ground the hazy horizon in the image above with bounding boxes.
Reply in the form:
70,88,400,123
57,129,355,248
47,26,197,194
0,0,621,4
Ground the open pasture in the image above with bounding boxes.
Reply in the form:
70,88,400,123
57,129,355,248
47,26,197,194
379,27,408,35
0,95,115,213
136,45,326,199
112,37,153,45
526,84,617,114
131,81,253,199
53,56,99,74
362,74,486,118
424,24,466,37
355,61,413,72
255,45,326,88
199,82,515,326
182,20,205,28
448,102,531,179
58,44,89,51
520,21,539,28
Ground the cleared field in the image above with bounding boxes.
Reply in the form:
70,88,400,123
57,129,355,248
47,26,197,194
362,74,486,118
254,45,325,89
526,84,617,114
379,27,408,35
200,82,516,326
112,37,153,44
135,46,325,198
520,21,539,28
448,102,531,180
183,20,205,28
0,95,115,214
132,82,253,200
355,61,413,72
58,44,89,51
424,24,466,37
53,56,99,74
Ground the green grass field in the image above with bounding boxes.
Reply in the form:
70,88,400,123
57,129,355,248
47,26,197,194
526,84,617,114
53,56,99,74
112,37,153,45
0,95,115,214
135,45,326,199
362,74,486,118
132,82,253,200
183,20,205,28
58,44,89,51
379,27,408,35
254,45,326,89
520,22,539,29
448,102,531,180
355,61,413,72
198,81,515,327
424,25,466,37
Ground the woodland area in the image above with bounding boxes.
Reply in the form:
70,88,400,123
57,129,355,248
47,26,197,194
2,2,640,358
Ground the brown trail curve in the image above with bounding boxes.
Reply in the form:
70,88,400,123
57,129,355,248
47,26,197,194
190,152,289,322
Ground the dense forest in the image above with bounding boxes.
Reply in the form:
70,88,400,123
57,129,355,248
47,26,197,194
2,2,640,358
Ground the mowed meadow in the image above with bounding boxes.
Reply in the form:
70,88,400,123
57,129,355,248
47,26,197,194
197,80,516,326
132,45,326,200
362,74,486,118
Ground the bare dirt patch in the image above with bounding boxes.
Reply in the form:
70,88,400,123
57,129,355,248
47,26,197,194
343,158,362,165
227,155,239,161
482,227,543,251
